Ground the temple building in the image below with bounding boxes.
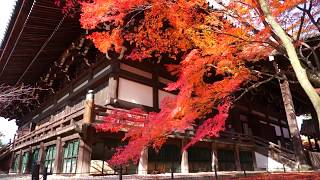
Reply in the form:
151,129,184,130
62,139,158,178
0,0,319,177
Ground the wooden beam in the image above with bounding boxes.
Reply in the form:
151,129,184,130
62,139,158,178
83,90,94,124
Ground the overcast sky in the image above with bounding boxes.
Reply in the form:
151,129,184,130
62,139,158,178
0,119,17,144
0,0,18,144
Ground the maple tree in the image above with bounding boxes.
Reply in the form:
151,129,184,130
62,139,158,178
55,0,320,165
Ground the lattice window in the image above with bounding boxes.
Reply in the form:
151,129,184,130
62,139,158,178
12,154,19,173
31,149,39,172
21,152,29,174
44,145,56,173
62,140,79,173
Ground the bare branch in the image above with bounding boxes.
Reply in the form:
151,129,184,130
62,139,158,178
234,75,276,102
0,84,43,114
296,2,307,40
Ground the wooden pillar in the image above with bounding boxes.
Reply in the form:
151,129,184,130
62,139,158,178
53,137,62,174
308,136,313,150
9,135,16,173
38,142,45,174
84,90,94,124
9,152,16,174
152,67,159,109
79,89,95,174
311,110,320,135
17,149,23,174
106,76,118,104
25,146,32,174
76,137,92,175
180,139,189,174
138,148,148,175
314,138,320,151
234,145,241,171
106,59,119,105
181,150,189,174
252,151,258,171
211,142,218,172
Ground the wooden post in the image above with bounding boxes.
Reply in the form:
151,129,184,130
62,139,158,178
308,136,312,150
314,138,320,151
214,165,218,180
181,139,189,174
17,149,23,174
53,137,62,174
152,67,159,109
211,142,218,172
9,152,16,174
181,150,189,174
106,59,119,105
84,90,94,124
76,137,92,175
106,76,118,105
9,134,16,174
38,142,45,174
26,146,32,174
252,151,257,171
119,166,123,180
234,145,241,171
138,148,148,175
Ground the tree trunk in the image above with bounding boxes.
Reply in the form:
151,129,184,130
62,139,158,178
278,71,307,165
258,0,320,129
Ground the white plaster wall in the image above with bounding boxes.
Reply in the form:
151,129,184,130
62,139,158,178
94,82,108,106
255,152,268,169
118,78,153,107
270,124,282,136
255,152,291,171
282,128,290,138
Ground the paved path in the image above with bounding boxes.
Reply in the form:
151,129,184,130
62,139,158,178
0,171,295,180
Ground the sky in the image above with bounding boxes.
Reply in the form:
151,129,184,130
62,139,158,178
0,118,17,144
0,0,18,145
0,0,17,44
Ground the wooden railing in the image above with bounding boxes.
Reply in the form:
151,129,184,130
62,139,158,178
253,135,295,159
0,142,13,159
95,105,296,163
14,105,85,149
94,105,146,128
219,131,253,144
220,131,296,162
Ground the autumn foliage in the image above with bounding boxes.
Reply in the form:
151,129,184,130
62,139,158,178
54,0,316,165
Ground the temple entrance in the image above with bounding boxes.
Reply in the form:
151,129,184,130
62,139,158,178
217,149,236,171
239,151,254,171
90,139,137,175
188,147,211,172
148,145,181,174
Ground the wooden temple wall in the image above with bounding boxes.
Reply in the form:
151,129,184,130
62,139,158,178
9,61,294,175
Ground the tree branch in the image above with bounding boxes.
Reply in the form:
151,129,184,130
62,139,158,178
234,75,276,102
